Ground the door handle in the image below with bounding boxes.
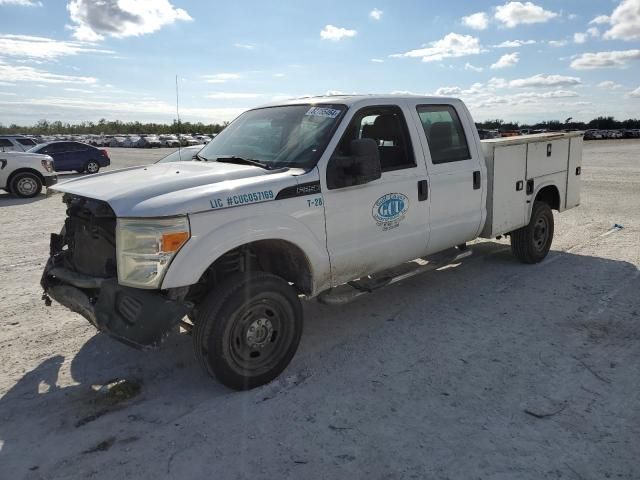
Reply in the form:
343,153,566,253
418,180,428,201
516,180,524,191
473,170,481,190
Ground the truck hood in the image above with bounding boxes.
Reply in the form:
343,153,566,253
52,161,304,217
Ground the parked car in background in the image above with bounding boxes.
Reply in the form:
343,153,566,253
0,135,39,152
136,135,163,148
155,145,203,163
179,134,200,146
28,141,110,173
122,136,140,148
160,135,181,147
108,137,126,147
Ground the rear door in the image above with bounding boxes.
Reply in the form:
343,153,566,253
67,142,90,170
407,100,485,253
321,101,431,286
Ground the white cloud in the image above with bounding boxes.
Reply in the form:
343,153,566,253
574,32,587,44
462,12,489,30
589,15,610,25
491,52,519,69
494,1,558,28
630,86,640,97
488,77,508,88
597,81,623,89
603,0,640,41
568,13,578,20
391,33,482,62
370,58,385,63
0,34,113,59
233,43,255,50
67,0,192,41
369,8,383,21
206,92,262,100
465,62,484,72
548,40,568,47
202,73,241,84
0,61,97,85
320,25,357,41
435,86,463,96
0,96,244,123
587,27,600,38
0,0,42,6
64,87,94,93
571,49,640,69
494,39,536,48
509,74,581,88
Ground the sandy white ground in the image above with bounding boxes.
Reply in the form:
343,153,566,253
1,141,638,479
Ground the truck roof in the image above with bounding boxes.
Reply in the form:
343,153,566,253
257,95,463,109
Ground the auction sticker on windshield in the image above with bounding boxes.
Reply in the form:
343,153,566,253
305,107,341,119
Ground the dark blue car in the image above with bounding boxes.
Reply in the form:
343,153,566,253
29,141,110,173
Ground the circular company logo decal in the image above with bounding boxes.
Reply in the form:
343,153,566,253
372,193,409,230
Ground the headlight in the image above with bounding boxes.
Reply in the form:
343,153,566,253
41,158,53,172
116,217,190,289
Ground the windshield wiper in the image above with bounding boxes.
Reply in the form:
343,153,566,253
195,152,208,162
216,155,272,170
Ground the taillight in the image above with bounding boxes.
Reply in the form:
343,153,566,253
101,149,110,158
41,159,53,172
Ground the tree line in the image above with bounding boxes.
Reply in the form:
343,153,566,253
1,116,639,136
476,116,640,131
0,119,229,136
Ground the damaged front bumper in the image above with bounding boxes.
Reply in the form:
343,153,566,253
41,234,188,349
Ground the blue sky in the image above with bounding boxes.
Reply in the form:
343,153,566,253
0,0,639,125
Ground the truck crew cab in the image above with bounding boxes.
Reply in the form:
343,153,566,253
41,96,582,390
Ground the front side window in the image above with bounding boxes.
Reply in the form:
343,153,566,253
417,105,471,164
0,139,13,148
198,104,347,170
334,105,415,172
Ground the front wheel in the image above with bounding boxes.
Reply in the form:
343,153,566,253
193,272,303,390
510,201,554,264
10,172,42,198
85,161,100,174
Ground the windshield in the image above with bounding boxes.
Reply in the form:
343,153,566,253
198,104,346,170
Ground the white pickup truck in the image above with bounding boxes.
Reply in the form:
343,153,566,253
41,96,582,390
1,151,57,197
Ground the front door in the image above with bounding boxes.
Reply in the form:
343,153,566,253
321,103,430,286
407,101,485,253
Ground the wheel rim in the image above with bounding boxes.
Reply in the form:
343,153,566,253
533,215,549,251
227,297,292,375
16,177,38,196
87,162,99,173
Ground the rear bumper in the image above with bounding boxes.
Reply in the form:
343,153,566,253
41,237,188,349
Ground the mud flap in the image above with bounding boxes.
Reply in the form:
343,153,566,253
94,279,188,349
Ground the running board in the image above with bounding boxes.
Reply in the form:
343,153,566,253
318,246,472,305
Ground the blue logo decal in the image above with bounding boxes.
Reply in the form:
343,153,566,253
373,193,409,230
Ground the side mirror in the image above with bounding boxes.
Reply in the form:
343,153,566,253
327,138,381,189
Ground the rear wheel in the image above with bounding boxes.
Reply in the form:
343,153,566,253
193,272,303,390
10,172,42,198
85,161,100,174
510,201,554,264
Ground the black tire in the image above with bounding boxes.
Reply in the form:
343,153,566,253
511,201,554,264
10,172,42,198
85,160,100,174
193,272,303,390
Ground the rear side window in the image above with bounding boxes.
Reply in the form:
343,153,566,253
68,142,88,151
17,138,36,146
417,105,471,164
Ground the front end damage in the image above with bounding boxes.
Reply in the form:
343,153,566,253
41,194,188,349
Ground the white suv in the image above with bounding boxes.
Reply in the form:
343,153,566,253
0,151,57,197
0,135,39,152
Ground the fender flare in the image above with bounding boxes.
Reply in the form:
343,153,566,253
161,213,331,294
